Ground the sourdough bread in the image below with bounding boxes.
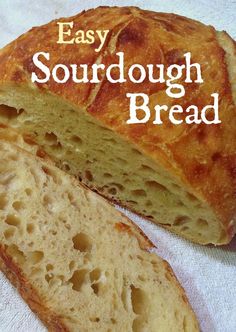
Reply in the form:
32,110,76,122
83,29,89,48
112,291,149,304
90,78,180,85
0,133,199,331
0,7,235,244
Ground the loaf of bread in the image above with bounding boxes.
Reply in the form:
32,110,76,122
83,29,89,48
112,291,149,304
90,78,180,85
0,130,199,332
0,6,235,245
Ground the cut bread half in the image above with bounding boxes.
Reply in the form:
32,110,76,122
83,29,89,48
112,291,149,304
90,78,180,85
0,7,235,245
0,133,199,332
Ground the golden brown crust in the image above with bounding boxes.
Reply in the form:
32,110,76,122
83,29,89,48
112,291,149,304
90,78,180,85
0,245,69,332
0,6,235,240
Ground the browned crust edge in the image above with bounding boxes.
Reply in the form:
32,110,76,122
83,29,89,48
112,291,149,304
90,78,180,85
0,244,69,332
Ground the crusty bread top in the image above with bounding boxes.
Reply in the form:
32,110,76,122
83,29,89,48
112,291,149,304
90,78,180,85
0,6,235,234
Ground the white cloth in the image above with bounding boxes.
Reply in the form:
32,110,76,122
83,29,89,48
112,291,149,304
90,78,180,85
0,1,235,331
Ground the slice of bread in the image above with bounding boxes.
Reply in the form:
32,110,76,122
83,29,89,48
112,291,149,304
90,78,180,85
0,133,199,332
0,7,235,245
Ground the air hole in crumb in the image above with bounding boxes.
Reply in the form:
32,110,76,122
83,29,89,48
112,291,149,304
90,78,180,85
145,180,167,191
0,194,7,210
89,317,100,323
104,137,117,144
67,192,75,203
43,194,53,206
111,318,116,324
150,259,158,266
72,233,92,252
108,182,124,191
66,150,73,157
23,120,32,125
131,189,147,197
23,134,36,145
127,200,138,206
44,132,58,144
25,188,32,196
85,170,93,181
69,261,76,271
132,318,142,332
131,148,142,155
71,135,83,144
12,201,23,211
138,275,145,282
27,223,35,234
4,228,15,239
51,141,62,150
5,215,21,227
140,164,154,172
62,163,71,172
137,255,144,261
131,285,147,315
108,187,117,195
42,166,62,184
187,193,198,202
69,269,88,291
46,264,53,271
6,244,25,264
45,273,53,283
42,166,51,175
0,105,24,119
91,283,99,295
197,218,208,228
173,216,190,226
27,251,44,264
90,268,101,283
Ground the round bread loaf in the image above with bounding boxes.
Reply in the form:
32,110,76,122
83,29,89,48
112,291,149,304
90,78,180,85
0,6,235,244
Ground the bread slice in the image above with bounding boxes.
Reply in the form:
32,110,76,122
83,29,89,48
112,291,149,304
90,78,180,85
0,132,199,332
0,6,235,245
